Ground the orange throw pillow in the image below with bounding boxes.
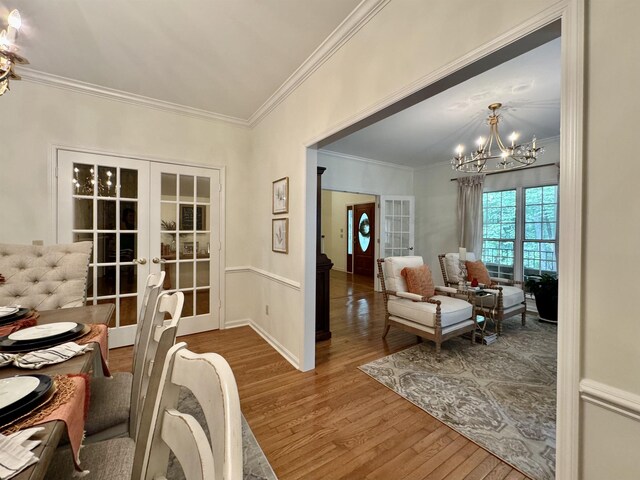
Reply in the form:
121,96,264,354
401,265,435,298
465,260,492,286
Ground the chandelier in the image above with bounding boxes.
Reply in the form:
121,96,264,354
451,103,544,173
72,166,114,196
0,9,28,95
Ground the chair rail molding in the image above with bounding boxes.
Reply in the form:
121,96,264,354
580,379,640,422
225,266,301,291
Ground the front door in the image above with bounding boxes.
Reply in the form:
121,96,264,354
57,149,221,347
353,202,375,277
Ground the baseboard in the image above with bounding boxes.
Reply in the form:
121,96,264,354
224,316,300,370
224,318,252,329
580,378,640,422
248,320,299,370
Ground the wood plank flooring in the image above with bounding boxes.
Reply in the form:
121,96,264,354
109,270,529,479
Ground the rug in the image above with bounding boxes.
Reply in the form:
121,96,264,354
359,318,556,480
166,388,278,480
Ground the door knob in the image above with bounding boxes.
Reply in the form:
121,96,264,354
408,247,414,251
135,258,147,265
152,257,166,264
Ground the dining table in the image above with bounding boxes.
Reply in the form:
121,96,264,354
0,303,114,480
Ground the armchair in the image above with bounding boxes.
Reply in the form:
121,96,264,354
438,252,526,335
377,256,477,359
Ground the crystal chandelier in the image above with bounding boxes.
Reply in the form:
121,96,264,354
451,103,544,173
0,9,28,95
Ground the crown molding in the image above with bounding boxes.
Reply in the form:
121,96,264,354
18,0,389,130
20,68,250,127
247,0,391,127
318,148,414,172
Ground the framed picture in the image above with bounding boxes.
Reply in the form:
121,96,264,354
183,241,198,255
272,177,289,214
272,218,289,254
180,205,204,230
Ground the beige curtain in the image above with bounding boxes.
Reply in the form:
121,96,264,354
457,175,484,256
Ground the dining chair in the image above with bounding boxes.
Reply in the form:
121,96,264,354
48,342,243,480
46,326,177,480
84,288,183,443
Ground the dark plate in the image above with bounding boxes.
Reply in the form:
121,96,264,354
0,323,89,353
0,374,54,427
0,308,31,326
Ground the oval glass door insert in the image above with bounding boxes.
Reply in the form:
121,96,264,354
358,213,371,252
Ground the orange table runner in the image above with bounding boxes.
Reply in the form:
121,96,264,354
2,374,90,472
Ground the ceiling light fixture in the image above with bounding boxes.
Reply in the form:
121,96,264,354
451,103,543,173
0,9,28,95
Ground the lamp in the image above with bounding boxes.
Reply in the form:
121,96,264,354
0,9,28,95
451,103,544,173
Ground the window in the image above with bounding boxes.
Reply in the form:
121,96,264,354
482,190,516,279
523,185,558,276
481,185,558,281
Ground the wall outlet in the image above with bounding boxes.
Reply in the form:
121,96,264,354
265,305,269,315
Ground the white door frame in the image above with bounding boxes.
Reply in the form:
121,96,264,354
303,2,584,479
50,145,227,333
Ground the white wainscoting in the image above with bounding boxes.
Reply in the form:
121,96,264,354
225,266,301,370
580,378,640,422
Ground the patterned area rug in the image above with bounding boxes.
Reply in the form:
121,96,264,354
167,388,278,480
359,318,556,480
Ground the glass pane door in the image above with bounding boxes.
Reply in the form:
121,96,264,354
380,196,415,257
150,163,220,335
57,150,150,347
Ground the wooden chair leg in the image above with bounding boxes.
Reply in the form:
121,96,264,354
521,309,526,326
382,323,390,339
435,342,441,361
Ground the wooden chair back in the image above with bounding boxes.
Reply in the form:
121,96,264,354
132,272,166,370
130,290,184,439
134,343,243,480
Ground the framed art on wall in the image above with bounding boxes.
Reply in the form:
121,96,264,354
272,177,289,214
272,218,288,254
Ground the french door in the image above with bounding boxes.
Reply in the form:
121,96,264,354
380,195,415,258
57,149,221,347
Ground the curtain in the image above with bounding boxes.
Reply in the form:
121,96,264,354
457,174,484,257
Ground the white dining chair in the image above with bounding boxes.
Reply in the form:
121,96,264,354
85,286,185,443
46,325,177,480
48,341,243,480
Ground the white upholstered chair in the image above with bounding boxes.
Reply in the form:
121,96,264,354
0,242,92,310
85,288,183,443
438,252,526,335
377,256,477,359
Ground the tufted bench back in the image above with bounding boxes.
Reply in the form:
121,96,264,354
0,242,92,310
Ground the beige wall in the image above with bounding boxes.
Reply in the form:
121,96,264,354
0,81,252,324
579,1,640,477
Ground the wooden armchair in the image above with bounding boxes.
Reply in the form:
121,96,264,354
438,252,526,335
377,256,477,359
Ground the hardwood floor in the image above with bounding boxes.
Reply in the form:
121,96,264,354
109,270,528,479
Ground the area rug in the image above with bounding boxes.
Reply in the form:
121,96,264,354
167,388,278,480
359,318,556,480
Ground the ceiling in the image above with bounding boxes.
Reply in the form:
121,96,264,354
323,38,561,168
7,0,362,121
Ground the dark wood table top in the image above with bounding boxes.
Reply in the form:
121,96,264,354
0,303,114,480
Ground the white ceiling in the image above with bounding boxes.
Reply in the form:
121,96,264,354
323,38,562,168
8,0,362,121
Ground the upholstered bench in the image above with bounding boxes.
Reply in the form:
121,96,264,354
0,242,92,310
